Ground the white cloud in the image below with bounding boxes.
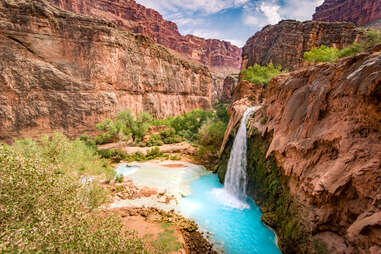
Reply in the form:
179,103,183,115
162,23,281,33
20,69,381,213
260,2,281,24
243,0,324,29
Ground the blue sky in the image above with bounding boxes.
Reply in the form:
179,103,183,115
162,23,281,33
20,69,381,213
136,0,324,47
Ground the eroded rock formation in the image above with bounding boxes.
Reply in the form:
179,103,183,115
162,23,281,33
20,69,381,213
313,0,381,27
0,0,214,141
242,20,362,71
220,45,381,253
46,0,242,72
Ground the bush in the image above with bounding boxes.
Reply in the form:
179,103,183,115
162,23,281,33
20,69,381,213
94,132,115,145
80,182,110,211
198,120,226,148
338,43,364,58
304,45,339,63
241,63,284,84
146,147,163,160
365,29,381,46
146,134,164,147
97,149,127,163
160,128,182,144
0,142,144,253
12,133,114,179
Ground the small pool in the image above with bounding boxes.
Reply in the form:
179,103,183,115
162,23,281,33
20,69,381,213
178,174,281,254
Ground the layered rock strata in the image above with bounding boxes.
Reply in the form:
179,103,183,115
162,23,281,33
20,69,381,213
46,0,242,72
313,0,381,27
242,20,362,71
220,45,381,253
0,0,214,141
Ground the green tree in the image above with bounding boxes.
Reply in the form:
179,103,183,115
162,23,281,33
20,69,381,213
303,45,339,63
242,63,284,84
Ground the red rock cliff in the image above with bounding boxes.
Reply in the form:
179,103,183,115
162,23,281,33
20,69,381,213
46,0,242,72
242,20,362,71
313,0,381,27
0,0,214,141
223,45,381,253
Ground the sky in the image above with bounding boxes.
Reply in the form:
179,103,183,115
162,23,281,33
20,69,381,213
136,0,325,47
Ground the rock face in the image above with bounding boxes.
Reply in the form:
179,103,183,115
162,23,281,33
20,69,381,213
313,0,381,27
242,20,362,71
46,0,242,72
221,46,381,253
212,73,239,104
0,0,214,141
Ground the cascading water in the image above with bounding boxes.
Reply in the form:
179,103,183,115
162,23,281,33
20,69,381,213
224,106,261,200
212,106,261,209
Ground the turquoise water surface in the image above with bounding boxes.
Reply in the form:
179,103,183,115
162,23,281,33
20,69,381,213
178,173,281,254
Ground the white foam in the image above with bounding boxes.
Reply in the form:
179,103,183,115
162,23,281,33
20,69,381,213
210,188,250,210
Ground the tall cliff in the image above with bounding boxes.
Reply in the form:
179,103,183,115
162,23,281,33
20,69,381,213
313,0,381,27
46,0,242,73
0,0,215,141
242,20,362,71
219,45,381,253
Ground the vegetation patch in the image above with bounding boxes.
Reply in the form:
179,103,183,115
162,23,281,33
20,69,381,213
0,137,144,253
304,29,381,63
241,63,284,85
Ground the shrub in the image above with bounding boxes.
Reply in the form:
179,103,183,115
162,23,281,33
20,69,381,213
160,128,182,144
338,43,364,58
80,182,110,210
241,63,284,84
304,45,339,63
0,142,144,253
146,134,164,147
12,133,114,179
97,149,127,163
146,147,163,160
198,120,226,148
365,29,381,46
94,132,115,145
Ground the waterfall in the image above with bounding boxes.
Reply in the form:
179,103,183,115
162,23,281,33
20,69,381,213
212,106,261,209
224,106,261,200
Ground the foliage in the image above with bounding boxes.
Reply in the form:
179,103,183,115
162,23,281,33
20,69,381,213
146,134,164,147
365,29,381,46
0,141,144,253
337,43,364,58
160,128,182,144
241,63,284,84
12,133,114,179
304,45,339,63
304,29,381,64
170,110,213,142
80,182,110,211
97,149,127,163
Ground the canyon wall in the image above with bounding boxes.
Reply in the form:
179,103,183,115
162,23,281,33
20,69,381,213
242,20,362,71
46,0,242,73
313,0,381,27
219,45,381,253
0,0,214,141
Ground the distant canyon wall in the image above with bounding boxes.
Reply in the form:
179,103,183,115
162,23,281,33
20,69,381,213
313,0,381,27
46,0,242,73
0,0,215,141
242,20,362,71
